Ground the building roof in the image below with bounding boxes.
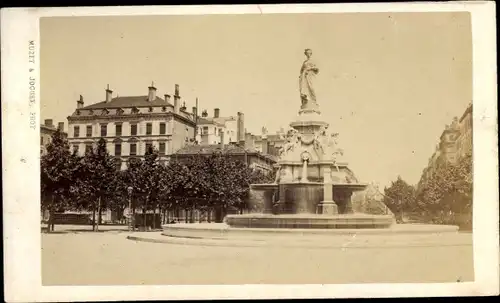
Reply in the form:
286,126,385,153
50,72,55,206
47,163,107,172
175,144,278,162
196,117,225,127
82,96,174,109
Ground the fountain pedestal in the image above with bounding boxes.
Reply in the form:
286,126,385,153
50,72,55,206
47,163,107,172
318,167,338,214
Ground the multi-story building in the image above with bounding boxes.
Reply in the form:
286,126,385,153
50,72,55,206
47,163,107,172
195,108,239,145
249,127,287,156
40,119,67,155
173,142,277,174
417,103,473,189
67,83,197,169
456,103,473,158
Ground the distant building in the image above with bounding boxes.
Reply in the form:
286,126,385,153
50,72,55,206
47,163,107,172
173,142,277,174
195,108,239,145
67,83,197,169
417,103,473,190
241,127,287,157
40,119,67,155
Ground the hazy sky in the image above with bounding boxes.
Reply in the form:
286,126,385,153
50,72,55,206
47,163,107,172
40,13,472,187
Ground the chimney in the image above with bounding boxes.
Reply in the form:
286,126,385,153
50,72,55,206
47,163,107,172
58,122,64,131
214,108,220,118
44,119,53,127
244,132,255,149
105,84,113,102
164,94,171,103
180,101,187,112
262,138,269,154
173,84,180,113
148,82,157,102
202,110,208,117
77,95,84,109
175,84,180,97
237,112,245,145
192,106,197,115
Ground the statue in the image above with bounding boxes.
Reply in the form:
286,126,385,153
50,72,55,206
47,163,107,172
299,48,319,107
280,128,300,156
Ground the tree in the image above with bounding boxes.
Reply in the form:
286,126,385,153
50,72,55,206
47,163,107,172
416,153,473,225
383,176,417,222
41,129,79,232
74,138,117,231
124,146,164,229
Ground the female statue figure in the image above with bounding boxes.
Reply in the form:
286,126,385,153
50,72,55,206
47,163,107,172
299,49,319,106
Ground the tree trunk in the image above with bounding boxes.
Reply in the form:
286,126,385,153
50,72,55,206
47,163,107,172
185,209,189,223
190,207,195,223
92,201,96,231
153,204,157,230
96,197,101,231
132,203,136,231
47,194,55,232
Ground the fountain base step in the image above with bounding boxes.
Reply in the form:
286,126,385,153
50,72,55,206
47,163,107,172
158,222,461,248
225,213,394,229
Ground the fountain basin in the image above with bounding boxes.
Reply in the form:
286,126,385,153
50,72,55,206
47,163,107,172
225,213,394,229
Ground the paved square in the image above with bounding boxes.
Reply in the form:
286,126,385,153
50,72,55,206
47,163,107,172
42,226,474,285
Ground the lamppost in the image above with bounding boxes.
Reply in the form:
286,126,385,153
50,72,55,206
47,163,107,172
127,186,133,231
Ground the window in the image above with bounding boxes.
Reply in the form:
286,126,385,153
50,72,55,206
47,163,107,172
130,124,137,136
86,125,92,137
159,142,166,155
40,136,44,145
74,126,80,138
115,124,122,137
73,145,79,154
159,123,166,135
130,143,137,156
100,124,107,137
146,123,152,135
115,143,122,156
85,143,93,154
203,126,208,135
145,142,153,153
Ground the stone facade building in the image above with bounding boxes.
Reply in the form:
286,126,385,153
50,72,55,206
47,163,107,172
40,119,67,155
173,140,277,174
417,103,473,189
242,127,287,157
195,108,239,145
67,83,197,169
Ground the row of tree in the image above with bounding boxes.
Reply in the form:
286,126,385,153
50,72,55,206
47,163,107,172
41,129,274,232
382,153,472,226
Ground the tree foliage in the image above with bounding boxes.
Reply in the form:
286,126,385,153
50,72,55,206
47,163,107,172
416,153,472,225
383,176,417,221
41,129,80,231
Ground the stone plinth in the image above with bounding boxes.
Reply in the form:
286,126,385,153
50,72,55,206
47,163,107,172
318,202,338,215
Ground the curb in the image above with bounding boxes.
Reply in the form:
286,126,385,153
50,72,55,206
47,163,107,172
126,234,472,249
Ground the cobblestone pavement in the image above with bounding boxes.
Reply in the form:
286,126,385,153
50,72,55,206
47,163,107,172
42,227,474,285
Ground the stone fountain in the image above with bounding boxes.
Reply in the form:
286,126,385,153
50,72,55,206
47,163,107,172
225,48,394,229
158,49,460,246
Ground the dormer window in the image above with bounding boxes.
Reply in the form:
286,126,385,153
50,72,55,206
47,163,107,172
148,107,153,113
131,107,139,114
88,110,94,115
162,106,167,112
76,110,81,116
101,109,109,115
116,108,124,115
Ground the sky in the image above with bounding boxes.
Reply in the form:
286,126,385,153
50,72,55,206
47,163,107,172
40,12,472,188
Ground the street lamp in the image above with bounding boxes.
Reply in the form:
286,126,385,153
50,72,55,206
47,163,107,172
127,186,133,231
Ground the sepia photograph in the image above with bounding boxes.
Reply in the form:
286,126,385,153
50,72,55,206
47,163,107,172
2,2,498,301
